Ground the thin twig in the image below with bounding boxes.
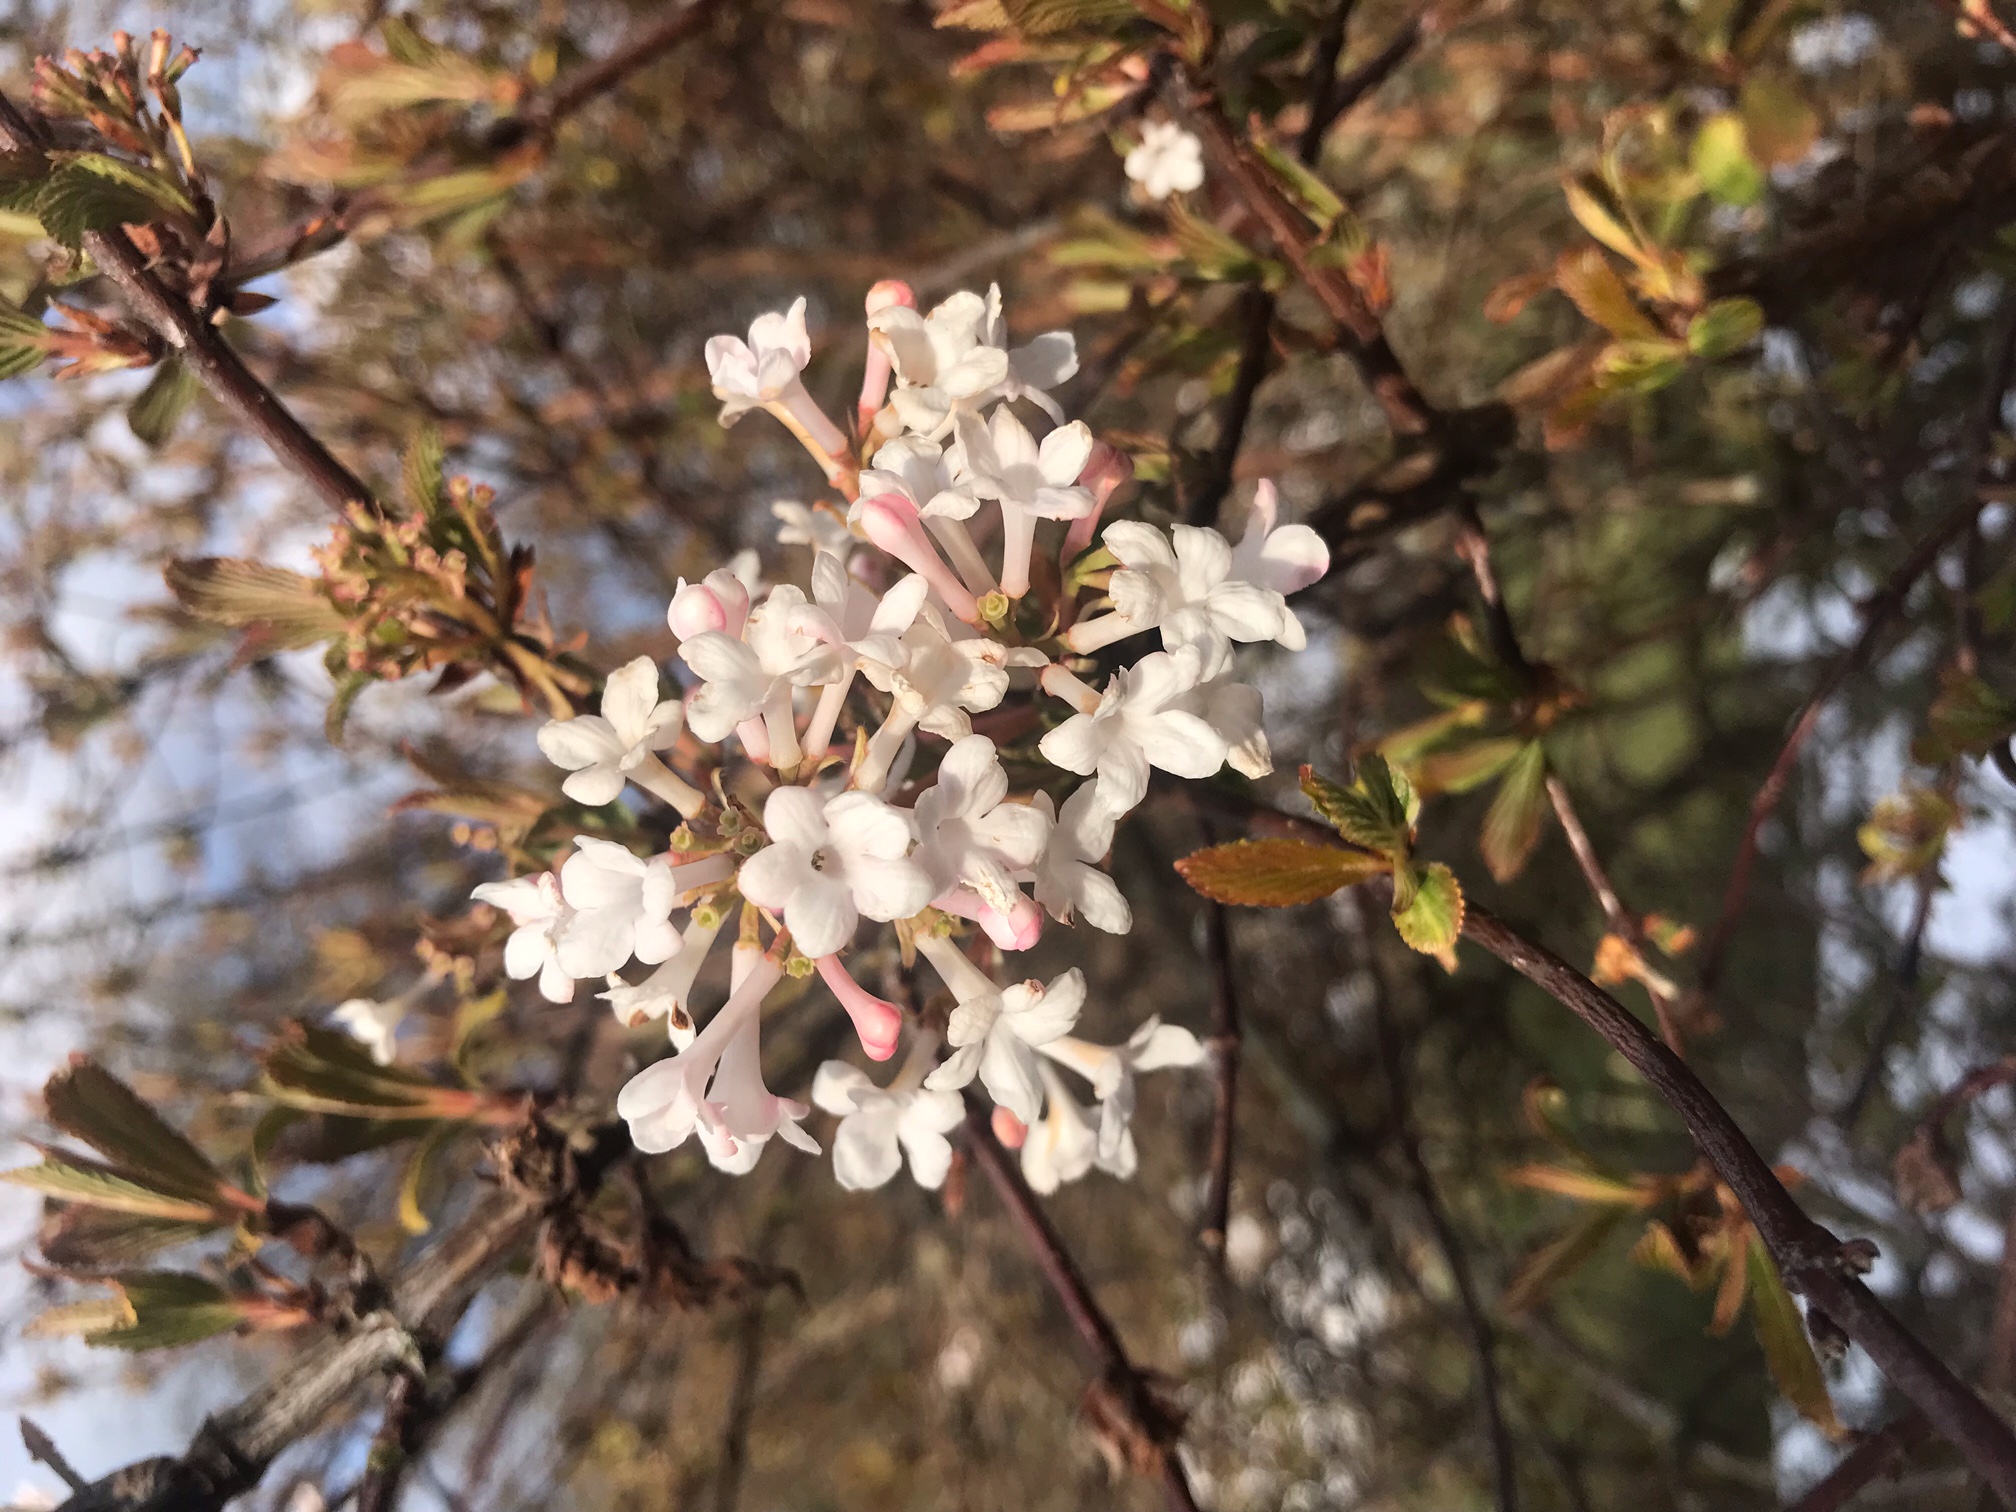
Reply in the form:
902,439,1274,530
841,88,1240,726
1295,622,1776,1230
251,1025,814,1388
496,0,727,148
1304,9,1429,148
1197,897,1241,1262
1296,0,1357,162
961,1106,1202,1512
1368,927,1519,1512
1785,1414,1933,1512
1697,307,2016,1002
1838,865,1939,1129
20,1421,89,1493
355,1370,422,1512
1184,285,1274,528
1457,900,2016,1504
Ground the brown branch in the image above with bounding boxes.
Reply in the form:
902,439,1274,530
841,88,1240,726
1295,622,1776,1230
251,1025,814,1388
1367,924,1518,1512
0,91,374,517
1698,307,2016,1002
1785,1414,1933,1512
1304,9,1427,148
1183,285,1274,528
1837,865,1940,1129
495,0,726,149
1196,897,1241,1263
20,1420,89,1493
355,1370,423,1512
1457,901,2016,1505
1295,0,1357,162
961,1106,1202,1512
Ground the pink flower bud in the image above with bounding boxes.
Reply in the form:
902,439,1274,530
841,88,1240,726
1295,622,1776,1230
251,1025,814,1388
668,568,751,640
1063,442,1134,561
816,953,904,1061
865,279,916,316
992,1107,1028,1148
857,493,980,623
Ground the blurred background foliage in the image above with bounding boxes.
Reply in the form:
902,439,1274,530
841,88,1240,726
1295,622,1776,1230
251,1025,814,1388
0,0,2012,1509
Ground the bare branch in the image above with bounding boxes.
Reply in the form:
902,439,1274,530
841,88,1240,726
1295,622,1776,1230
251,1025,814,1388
495,0,727,149
961,1106,1202,1512
1196,896,1241,1263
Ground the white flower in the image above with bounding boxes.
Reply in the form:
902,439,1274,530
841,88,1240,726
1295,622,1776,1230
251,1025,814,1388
471,872,576,1003
679,584,848,766
976,282,1078,424
1039,1016,1206,1170
1226,479,1330,648
1021,1064,1100,1193
599,914,723,1041
1073,521,1288,678
1125,121,1205,201
924,966,1086,1125
1029,781,1131,933
616,953,811,1162
1185,675,1273,780
803,550,926,672
331,997,402,1065
952,406,1095,597
913,734,1052,914
869,289,1011,437
858,435,981,523
855,607,1012,791
1037,649,1228,816
736,787,936,958
812,1055,964,1190
536,656,703,815
771,498,858,559
697,1002,820,1173
704,297,847,459
555,836,728,978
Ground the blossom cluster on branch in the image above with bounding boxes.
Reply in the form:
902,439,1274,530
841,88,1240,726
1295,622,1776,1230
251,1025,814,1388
467,282,1328,1195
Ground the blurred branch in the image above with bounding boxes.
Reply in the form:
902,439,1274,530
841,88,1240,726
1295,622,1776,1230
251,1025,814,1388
493,0,727,150
1196,895,1241,1262
1785,1414,1932,1512
1837,864,1940,1129
1365,910,1518,1512
1695,303,2016,1004
1303,8,1428,150
20,1421,89,1493
0,93,374,515
355,1370,423,1512
960,1105,1201,1512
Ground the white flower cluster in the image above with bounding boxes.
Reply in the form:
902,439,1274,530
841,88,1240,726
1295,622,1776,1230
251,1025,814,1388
465,282,1328,1193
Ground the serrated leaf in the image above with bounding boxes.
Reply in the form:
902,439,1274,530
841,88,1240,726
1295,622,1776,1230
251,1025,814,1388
1747,1243,1844,1437
1251,135,1345,230
40,1207,218,1268
1392,862,1464,957
25,1295,136,1339
128,356,199,446
403,423,445,515
1686,298,1764,361
1914,669,2016,764
44,1060,227,1202
0,296,47,378
33,164,164,248
0,1157,229,1222
54,152,196,219
1480,742,1549,882
938,0,1014,26
261,1021,479,1121
1174,839,1386,907
165,558,346,649
96,1273,245,1351
1001,0,1139,36
1503,1207,1629,1315
1409,734,1523,795
1563,182,1648,268
1554,246,1660,341
1691,114,1763,206
1301,758,1412,856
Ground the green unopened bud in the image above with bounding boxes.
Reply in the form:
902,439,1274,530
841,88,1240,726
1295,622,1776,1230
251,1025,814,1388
978,589,1011,628
784,951,815,980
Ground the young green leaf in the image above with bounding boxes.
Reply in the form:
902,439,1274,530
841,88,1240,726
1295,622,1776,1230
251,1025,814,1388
1691,114,1764,206
0,1156,230,1222
43,1059,228,1202
402,422,446,515
94,1273,246,1351
1502,1207,1629,1315
128,356,199,446
1391,862,1465,958
1479,741,1549,882
1554,246,1661,341
1685,298,1764,361
165,558,347,649
1174,839,1386,907
1746,1243,1845,1438
39,1207,219,1269
1300,758,1412,857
